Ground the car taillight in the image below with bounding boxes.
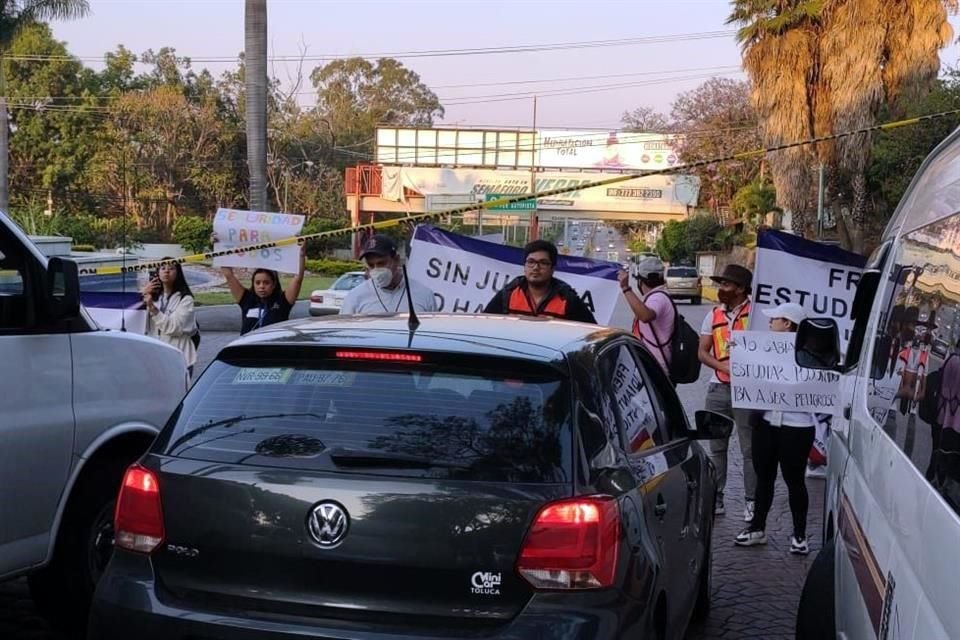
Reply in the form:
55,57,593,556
311,294,324,303
516,496,620,590
114,464,165,554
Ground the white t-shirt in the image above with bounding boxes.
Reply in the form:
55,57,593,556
340,276,437,315
762,410,815,428
700,299,751,384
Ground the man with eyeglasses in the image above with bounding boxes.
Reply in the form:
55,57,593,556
483,240,597,324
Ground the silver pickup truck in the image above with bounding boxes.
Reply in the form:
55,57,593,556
0,212,187,634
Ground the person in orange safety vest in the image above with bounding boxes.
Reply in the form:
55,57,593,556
483,240,597,324
698,263,757,520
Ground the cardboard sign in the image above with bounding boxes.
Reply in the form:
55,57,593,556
213,208,305,274
730,330,842,415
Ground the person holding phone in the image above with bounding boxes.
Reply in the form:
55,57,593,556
141,259,198,376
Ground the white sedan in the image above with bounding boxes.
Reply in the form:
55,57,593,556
309,271,366,315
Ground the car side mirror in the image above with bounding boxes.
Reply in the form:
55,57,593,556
795,318,841,371
46,257,80,320
690,410,734,440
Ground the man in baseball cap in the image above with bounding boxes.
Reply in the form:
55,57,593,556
341,234,437,315
699,262,756,519
619,256,675,373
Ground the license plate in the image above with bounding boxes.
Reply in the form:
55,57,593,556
333,298,343,307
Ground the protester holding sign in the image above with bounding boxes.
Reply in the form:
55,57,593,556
220,241,306,335
484,240,597,324
698,263,756,519
619,256,675,373
734,303,816,555
141,260,198,377
341,235,436,315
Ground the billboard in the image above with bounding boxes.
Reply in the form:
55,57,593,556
380,166,699,214
375,126,682,172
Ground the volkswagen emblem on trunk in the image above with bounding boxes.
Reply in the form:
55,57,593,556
307,501,349,548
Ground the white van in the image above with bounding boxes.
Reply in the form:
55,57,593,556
795,129,960,639
0,211,187,633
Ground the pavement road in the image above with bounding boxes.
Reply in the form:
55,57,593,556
2,300,821,639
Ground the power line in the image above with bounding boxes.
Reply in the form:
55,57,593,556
5,29,737,64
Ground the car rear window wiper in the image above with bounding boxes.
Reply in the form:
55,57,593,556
327,446,468,470
168,412,327,455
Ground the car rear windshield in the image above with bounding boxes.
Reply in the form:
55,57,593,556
667,267,698,278
155,354,573,483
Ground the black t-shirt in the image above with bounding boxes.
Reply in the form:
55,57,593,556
239,289,293,335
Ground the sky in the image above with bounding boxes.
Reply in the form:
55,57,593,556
50,0,960,131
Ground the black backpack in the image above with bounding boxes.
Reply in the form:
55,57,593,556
646,291,702,385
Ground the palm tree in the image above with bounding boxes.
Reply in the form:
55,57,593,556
728,0,957,251
0,0,90,212
245,0,267,211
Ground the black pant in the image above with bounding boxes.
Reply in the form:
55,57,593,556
751,420,816,537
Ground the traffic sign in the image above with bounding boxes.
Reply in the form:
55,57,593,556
484,193,536,211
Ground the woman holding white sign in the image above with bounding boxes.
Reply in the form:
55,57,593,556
220,242,306,335
734,302,816,555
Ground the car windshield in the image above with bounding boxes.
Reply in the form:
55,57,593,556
333,273,365,290
667,267,698,278
155,356,573,483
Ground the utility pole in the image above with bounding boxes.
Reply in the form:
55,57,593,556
529,96,539,241
245,0,268,211
816,162,825,241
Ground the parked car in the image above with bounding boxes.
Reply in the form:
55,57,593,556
0,211,187,635
309,271,365,315
665,266,702,305
91,314,731,640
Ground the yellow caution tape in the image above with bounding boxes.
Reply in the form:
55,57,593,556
76,108,960,277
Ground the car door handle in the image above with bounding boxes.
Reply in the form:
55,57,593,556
654,497,667,518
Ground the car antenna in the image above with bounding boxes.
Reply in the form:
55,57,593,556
402,263,420,340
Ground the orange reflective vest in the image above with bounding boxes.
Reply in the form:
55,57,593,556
508,286,568,318
712,302,751,383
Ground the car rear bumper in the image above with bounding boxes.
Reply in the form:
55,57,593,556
309,304,340,316
90,555,645,640
665,287,701,298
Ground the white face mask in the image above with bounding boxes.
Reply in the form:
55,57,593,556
370,267,394,289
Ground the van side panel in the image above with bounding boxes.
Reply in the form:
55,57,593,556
0,334,74,577
69,331,186,459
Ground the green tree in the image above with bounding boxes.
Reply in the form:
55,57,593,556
0,0,91,211
172,215,212,253
731,179,779,227
311,57,444,162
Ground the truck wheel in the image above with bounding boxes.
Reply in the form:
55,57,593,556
28,463,124,638
795,539,836,639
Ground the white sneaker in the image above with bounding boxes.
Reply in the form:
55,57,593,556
806,464,827,479
743,500,755,523
790,535,810,555
734,528,767,547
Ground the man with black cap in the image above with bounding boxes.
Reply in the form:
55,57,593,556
340,234,437,315
698,263,756,519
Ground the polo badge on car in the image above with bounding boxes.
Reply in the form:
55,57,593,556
307,501,349,547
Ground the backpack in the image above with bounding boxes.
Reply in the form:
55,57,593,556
646,291,702,385
191,320,201,349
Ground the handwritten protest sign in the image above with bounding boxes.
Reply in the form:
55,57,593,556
730,330,842,416
212,208,305,274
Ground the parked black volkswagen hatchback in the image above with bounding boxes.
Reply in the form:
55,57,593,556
89,314,730,640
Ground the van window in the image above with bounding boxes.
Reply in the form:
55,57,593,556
866,214,960,514
0,237,30,331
